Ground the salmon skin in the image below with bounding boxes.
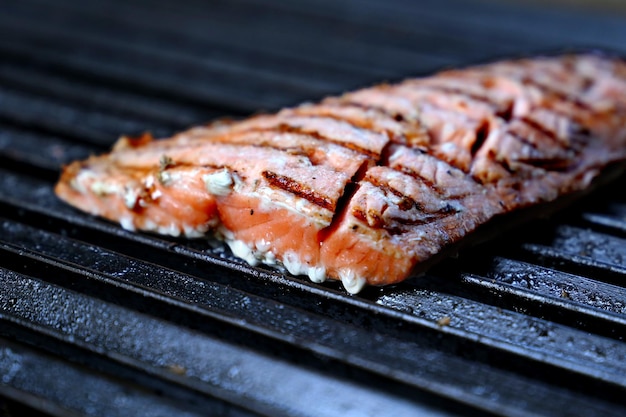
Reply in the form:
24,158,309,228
55,53,626,294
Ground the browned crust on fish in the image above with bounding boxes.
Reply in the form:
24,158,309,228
55,53,626,293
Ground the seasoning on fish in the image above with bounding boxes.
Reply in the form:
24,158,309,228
55,53,626,294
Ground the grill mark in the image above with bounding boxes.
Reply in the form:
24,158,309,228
341,99,424,129
267,123,379,158
505,130,574,172
303,100,391,121
559,55,596,91
191,128,370,170
382,88,503,175
391,157,477,198
384,212,453,227
434,71,589,120
478,150,516,181
428,74,518,121
117,157,225,177
205,114,386,158
262,170,334,211
334,99,432,144
520,76,593,111
352,176,461,230
415,106,494,174
294,108,375,129
516,116,564,148
278,124,378,158
288,102,418,144
365,174,421,212
517,115,590,151
224,136,323,166
324,98,412,122
507,130,541,151
294,111,397,145
192,124,380,168
393,162,439,191
403,83,506,113
388,86,498,123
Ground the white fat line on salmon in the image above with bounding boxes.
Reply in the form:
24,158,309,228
70,169,97,194
202,168,235,196
89,180,122,197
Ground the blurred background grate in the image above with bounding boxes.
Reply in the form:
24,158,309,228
1,0,626,416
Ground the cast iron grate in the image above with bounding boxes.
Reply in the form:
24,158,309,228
1,0,626,416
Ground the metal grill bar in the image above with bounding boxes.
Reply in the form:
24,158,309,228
0,37,286,114
0,64,213,129
232,0,626,51
0,220,625,416
0,87,170,146
0,336,241,417
0,267,453,417
3,0,398,83
1,164,626,415
461,258,626,334
3,216,626,386
8,0,462,78
2,0,626,416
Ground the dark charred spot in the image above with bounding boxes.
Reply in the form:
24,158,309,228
496,102,514,121
352,207,385,229
378,142,394,167
569,123,593,150
397,196,416,211
318,161,368,242
440,203,458,214
159,154,175,171
115,132,154,150
471,120,490,157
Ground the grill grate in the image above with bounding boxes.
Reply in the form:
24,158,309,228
2,0,626,416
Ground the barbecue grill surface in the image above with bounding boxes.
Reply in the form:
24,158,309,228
2,0,626,416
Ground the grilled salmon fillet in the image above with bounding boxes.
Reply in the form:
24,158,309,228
55,53,626,293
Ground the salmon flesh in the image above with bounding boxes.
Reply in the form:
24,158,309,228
55,53,626,293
